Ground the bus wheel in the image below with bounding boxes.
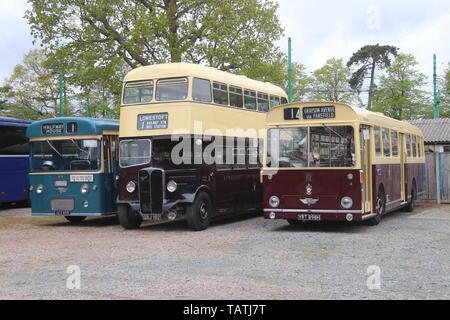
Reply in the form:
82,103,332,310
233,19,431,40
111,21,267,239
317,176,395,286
368,188,385,226
404,184,417,213
186,192,212,231
65,216,86,223
118,205,142,230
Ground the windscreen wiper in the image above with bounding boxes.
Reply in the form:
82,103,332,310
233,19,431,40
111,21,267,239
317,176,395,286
46,140,63,157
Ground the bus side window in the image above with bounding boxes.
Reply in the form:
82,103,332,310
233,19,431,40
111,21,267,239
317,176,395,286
406,135,412,157
412,135,417,158
374,127,382,157
391,131,398,157
229,86,243,108
281,97,288,105
244,89,257,110
192,78,212,103
382,128,391,157
257,93,269,112
213,82,229,106
270,95,281,108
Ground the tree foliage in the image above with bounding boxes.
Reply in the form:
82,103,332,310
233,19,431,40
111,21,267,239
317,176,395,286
347,44,398,109
372,54,430,120
310,58,356,104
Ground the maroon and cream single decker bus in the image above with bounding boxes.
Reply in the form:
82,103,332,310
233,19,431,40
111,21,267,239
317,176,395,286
262,102,425,226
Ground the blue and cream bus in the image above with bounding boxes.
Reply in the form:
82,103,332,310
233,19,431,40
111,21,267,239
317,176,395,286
26,117,120,222
0,117,33,205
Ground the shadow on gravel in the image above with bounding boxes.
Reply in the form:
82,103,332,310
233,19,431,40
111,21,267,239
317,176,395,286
0,201,30,212
273,221,369,234
139,211,262,232
42,216,119,228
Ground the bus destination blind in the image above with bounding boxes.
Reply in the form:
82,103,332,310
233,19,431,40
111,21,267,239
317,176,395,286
303,106,336,120
42,123,64,135
137,113,169,130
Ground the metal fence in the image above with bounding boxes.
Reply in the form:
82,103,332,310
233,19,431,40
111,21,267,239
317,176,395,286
422,153,450,201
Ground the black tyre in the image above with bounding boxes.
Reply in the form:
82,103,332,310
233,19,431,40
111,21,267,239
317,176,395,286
287,219,302,226
404,183,417,213
65,216,86,223
186,192,213,231
368,187,385,226
117,204,142,230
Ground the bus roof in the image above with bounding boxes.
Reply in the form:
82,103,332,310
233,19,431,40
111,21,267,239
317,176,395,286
267,102,424,136
26,117,119,138
123,62,287,97
0,117,33,125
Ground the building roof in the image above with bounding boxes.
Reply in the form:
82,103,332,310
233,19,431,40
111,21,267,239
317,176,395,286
123,62,287,97
267,102,424,136
409,119,450,144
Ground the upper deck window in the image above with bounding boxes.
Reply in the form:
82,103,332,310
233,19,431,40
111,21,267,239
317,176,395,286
270,95,281,108
257,93,269,112
281,97,288,105
156,77,188,101
192,78,212,103
244,90,257,110
123,80,153,105
213,82,229,106
229,86,243,108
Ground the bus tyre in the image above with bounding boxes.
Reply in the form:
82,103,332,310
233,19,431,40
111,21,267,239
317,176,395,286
368,188,385,226
404,184,417,213
65,216,86,223
186,192,212,231
118,205,142,230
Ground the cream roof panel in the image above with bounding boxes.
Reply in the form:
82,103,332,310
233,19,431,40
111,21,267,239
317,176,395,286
267,101,424,136
123,63,287,97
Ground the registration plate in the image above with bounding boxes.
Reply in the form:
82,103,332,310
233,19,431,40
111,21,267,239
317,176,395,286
142,213,162,221
297,214,321,221
55,210,71,216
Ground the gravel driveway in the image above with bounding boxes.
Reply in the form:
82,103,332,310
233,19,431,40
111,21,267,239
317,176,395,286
0,202,448,300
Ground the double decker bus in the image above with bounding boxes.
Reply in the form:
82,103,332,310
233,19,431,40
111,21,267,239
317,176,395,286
27,117,119,222
262,102,425,226
0,117,33,205
118,63,287,231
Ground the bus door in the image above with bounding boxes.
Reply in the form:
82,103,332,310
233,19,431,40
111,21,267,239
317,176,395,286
399,133,406,201
360,126,372,213
103,136,117,213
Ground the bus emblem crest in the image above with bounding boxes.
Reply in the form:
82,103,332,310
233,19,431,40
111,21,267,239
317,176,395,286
306,184,313,196
300,198,319,206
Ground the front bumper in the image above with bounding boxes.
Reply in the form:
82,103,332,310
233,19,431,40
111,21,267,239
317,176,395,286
263,209,376,222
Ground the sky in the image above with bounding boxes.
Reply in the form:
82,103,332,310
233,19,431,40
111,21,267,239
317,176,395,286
0,0,449,91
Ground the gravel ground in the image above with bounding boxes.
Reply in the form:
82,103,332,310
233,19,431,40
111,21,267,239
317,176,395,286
0,202,449,300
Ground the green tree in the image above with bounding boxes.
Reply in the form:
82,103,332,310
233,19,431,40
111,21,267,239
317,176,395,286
1,49,62,120
310,58,356,103
347,44,399,110
439,65,450,117
372,54,431,120
26,0,285,90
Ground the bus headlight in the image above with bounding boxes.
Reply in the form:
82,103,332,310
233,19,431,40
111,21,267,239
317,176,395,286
126,181,136,193
341,197,353,209
80,184,89,195
167,180,178,193
36,185,44,195
269,196,280,208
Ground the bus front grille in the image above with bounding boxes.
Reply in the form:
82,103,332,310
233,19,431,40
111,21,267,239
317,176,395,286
139,169,164,214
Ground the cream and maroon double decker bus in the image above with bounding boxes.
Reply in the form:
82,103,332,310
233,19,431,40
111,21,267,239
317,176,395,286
117,63,287,231
262,102,425,226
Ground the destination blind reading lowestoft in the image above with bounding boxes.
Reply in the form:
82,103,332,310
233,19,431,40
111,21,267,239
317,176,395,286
137,112,169,130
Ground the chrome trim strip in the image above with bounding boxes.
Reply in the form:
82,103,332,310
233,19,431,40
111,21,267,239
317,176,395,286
386,199,403,206
264,209,363,214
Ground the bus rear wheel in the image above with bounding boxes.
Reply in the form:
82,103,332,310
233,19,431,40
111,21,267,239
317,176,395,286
368,188,385,226
186,192,212,231
404,183,417,213
118,204,142,230
65,216,86,223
